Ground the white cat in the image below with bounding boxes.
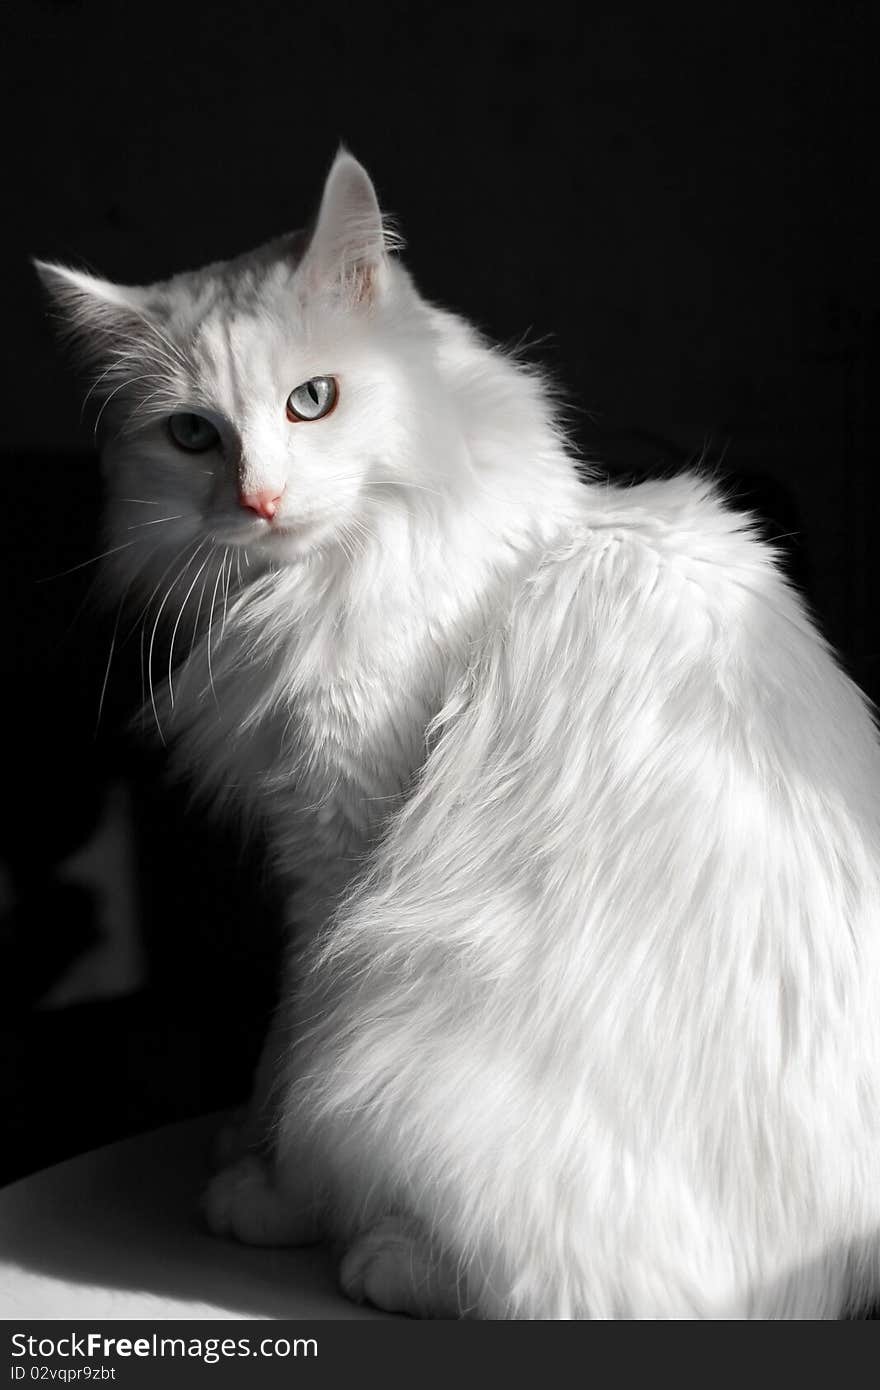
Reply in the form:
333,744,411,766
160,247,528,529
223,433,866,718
37,151,880,1318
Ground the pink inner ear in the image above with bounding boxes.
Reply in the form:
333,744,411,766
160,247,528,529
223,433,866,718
300,153,387,306
351,260,379,308
302,248,383,311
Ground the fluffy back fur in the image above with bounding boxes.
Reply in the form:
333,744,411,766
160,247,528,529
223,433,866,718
37,151,880,1318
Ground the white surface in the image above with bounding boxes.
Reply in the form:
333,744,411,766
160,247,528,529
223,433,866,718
0,1114,388,1319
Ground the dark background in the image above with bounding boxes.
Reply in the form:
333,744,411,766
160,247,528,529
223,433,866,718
0,2,876,1187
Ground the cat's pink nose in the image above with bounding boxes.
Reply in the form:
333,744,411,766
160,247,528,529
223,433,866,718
238,487,284,521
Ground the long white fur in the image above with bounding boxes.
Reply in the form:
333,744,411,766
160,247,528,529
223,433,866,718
36,151,880,1318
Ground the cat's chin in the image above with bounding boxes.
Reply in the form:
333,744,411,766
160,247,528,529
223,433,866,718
208,519,327,562
250,520,336,563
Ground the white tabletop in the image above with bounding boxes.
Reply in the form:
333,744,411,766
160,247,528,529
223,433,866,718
0,1114,388,1320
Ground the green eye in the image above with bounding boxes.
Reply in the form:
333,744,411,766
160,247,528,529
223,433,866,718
286,376,338,422
168,412,220,452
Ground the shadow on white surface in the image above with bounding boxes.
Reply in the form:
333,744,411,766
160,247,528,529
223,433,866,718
0,1113,391,1319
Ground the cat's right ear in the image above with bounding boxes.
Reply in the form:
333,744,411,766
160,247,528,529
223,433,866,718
33,260,151,365
299,150,400,308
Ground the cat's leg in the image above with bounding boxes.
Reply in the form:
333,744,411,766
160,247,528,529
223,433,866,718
339,1217,467,1319
208,1006,288,1170
208,1107,251,1171
202,1148,322,1247
204,921,331,1246
208,877,337,1171
203,993,325,1246
205,859,361,1247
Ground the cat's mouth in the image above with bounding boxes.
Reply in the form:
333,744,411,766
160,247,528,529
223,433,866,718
263,523,299,538
261,521,316,543
211,518,308,543
209,514,328,558
254,518,330,557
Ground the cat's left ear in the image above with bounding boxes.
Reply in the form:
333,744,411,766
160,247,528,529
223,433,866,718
33,260,152,365
300,150,396,307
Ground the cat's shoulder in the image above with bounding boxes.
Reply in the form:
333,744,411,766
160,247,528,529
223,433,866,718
548,470,785,617
496,469,804,668
574,470,771,566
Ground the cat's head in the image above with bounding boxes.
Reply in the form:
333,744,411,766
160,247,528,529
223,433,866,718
35,151,459,586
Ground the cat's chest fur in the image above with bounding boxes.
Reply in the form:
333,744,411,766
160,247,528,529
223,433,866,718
284,654,438,828
168,575,454,889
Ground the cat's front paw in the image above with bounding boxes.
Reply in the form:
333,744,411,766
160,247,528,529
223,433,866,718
339,1217,464,1318
201,1154,320,1247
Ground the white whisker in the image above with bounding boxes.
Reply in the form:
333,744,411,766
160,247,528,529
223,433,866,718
81,358,125,418
206,560,225,709
93,371,163,438
188,556,213,663
95,577,133,738
36,539,142,583
147,538,208,741
127,514,185,529
139,623,146,734
221,548,231,634
125,514,184,528
123,535,202,647
167,548,212,708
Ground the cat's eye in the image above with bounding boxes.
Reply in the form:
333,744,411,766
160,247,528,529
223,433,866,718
286,376,339,422
168,412,220,452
